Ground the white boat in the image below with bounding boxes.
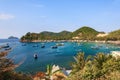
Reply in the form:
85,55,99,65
91,46,99,50
56,43,64,46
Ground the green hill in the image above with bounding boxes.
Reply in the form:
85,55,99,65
72,26,99,40
38,31,72,40
21,26,120,41
21,31,72,41
38,31,57,40
107,29,120,40
20,26,99,41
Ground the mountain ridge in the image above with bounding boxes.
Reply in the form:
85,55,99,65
21,26,120,41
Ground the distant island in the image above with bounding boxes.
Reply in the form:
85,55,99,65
8,36,19,39
20,26,120,42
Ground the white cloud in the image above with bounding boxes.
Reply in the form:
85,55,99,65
0,13,15,20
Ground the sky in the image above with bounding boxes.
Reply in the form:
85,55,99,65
0,0,120,38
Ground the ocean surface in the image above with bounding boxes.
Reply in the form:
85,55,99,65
0,39,120,74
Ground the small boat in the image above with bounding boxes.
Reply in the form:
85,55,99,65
5,47,12,50
51,46,58,49
41,45,45,48
91,46,99,50
2,44,9,48
56,43,64,46
34,54,38,59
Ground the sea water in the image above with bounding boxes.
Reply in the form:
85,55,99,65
1,39,120,74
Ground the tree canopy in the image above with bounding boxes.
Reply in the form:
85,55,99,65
20,26,120,41
107,29,120,40
72,26,99,40
67,52,120,80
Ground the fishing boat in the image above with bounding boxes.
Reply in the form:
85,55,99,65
2,44,9,48
51,46,58,49
56,43,64,46
91,46,99,50
41,45,45,48
5,47,12,50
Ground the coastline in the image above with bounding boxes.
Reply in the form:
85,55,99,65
20,40,120,45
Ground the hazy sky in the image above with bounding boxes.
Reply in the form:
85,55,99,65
0,0,120,38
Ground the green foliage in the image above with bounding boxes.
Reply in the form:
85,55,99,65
67,52,120,80
72,26,99,40
21,31,72,41
107,29,120,40
21,26,120,41
71,53,90,74
21,26,99,41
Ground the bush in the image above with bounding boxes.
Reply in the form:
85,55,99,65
67,52,120,80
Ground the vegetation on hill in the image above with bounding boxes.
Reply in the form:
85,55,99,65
21,26,99,41
21,26,120,41
72,26,99,40
21,31,72,41
107,29,120,40
38,31,72,40
67,52,120,80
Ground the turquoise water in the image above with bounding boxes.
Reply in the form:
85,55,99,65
1,39,120,74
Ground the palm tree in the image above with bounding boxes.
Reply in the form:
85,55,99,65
92,53,113,79
71,52,91,74
93,53,112,69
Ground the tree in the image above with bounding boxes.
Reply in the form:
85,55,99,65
67,52,120,80
71,53,91,74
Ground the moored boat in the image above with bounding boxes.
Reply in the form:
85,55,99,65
5,47,12,50
56,43,64,46
91,46,99,50
41,45,45,48
2,44,9,48
51,46,58,49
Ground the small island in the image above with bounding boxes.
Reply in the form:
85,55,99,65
8,36,19,39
